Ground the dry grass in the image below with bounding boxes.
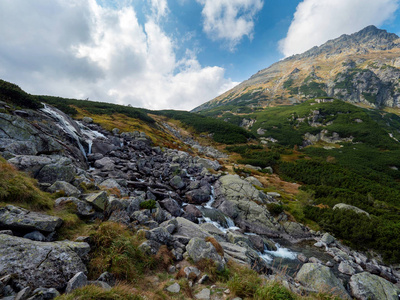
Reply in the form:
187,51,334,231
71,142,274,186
205,236,224,256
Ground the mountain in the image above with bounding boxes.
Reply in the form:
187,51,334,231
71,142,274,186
193,25,400,112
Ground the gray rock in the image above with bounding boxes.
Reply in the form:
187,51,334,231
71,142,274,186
183,266,201,280
321,232,335,245
15,286,32,300
55,197,95,218
36,159,76,184
295,263,350,299
213,175,280,236
108,210,130,225
166,282,180,293
94,157,115,171
160,198,182,217
333,203,370,217
99,179,127,196
283,221,311,239
23,231,46,242
82,117,93,124
186,186,211,204
138,240,162,255
174,217,208,239
0,205,62,233
197,158,221,171
88,280,112,290
338,261,355,276
0,230,13,236
0,235,87,289
186,237,225,271
195,288,211,300
85,191,109,211
47,181,80,197
297,253,309,263
169,175,185,190
65,272,87,293
97,272,116,287
146,227,172,245
349,272,400,300
244,176,263,188
30,287,60,299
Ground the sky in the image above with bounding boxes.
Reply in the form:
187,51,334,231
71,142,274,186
0,0,399,111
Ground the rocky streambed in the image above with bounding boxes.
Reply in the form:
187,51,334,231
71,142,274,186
0,103,400,299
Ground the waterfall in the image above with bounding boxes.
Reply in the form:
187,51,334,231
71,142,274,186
76,121,106,155
41,104,87,158
205,186,215,208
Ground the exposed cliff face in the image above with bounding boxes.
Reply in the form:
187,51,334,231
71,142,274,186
193,25,400,112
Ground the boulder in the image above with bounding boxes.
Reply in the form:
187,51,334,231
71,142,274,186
349,272,400,300
197,158,221,171
85,191,109,211
36,160,76,184
7,155,52,175
48,181,81,197
0,205,62,233
333,203,370,218
338,261,355,276
160,199,182,217
93,157,115,171
185,186,211,204
173,217,208,239
55,197,95,218
186,237,225,271
244,176,263,188
166,282,180,293
213,175,280,236
0,234,87,289
283,221,311,239
295,263,350,299
169,175,185,190
146,227,172,245
321,232,335,245
23,231,46,242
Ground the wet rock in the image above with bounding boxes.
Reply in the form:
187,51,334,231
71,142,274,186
349,272,400,300
47,181,80,197
0,205,62,233
183,205,202,223
186,237,225,271
295,263,350,299
0,235,87,289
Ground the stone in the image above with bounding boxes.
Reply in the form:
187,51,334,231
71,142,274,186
94,157,115,171
183,266,201,280
267,192,281,198
349,272,400,300
186,238,225,271
97,272,116,287
65,272,88,293
160,199,182,217
36,160,76,184
100,179,127,196
146,227,172,245
85,191,109,211
108,210,130,225
47,181,80,197
186,186,211,204
23,231,46,242
55,197,95,218
197,158,221,171
166,282,180,293
139,240,162,255
244,176,263,188
283,221,311,239
297,253,309,263
0,205,62,233
15,286,32,300
338,261,355,276
198,274,209,284
320,232,335,245
30,287,60,299
213,175,280,236
183,204,202,223
82,117,93,124
169,175,185,190
195,288,211,300
0,235,87,289
174,217,208,239
295,263,350,299
333,203,370,217
0,230,13,236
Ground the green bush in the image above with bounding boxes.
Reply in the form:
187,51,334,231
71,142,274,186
139,199,156,210
266,203,284,215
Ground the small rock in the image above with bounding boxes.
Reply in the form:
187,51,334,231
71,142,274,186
166,282,180,293
97,272,116,287
314,241,324,248
338,261,355,276
224,289,230,294
15,287,31,300
23,231,46,242
297,253,308,263
198,274,209,284
321,233,335,245
326,261,334,267
168,266,176,274
65,272,88,293
309,257,322,264
195,288,210,300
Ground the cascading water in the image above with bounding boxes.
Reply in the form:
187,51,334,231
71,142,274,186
205,186,215,208
76,121,106,155
41,103,87,158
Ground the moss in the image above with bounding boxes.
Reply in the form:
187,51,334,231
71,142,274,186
55,284,142,300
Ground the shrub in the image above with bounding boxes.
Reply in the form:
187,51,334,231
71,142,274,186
266,203,284,216
255,281,296,300
139,199,156,210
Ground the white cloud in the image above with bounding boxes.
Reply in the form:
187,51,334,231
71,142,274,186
196,0,264,50
0,0,236,110
280,0,400,57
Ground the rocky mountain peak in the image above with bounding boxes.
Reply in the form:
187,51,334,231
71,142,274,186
287,25,400,60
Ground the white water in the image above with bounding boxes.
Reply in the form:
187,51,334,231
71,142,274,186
77,121,106,155
205,186,215,208
41,104,87,157
260,243,297,262
201,216,240,233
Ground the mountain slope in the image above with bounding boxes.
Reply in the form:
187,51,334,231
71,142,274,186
193,25,400,112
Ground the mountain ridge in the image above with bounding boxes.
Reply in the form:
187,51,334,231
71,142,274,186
193,25,400,112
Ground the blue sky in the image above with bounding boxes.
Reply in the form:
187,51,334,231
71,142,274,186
0,0,399,110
